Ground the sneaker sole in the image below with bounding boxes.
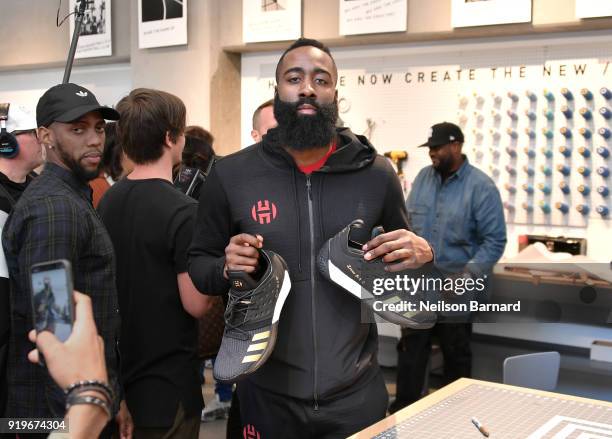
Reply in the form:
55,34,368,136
201,407,230,422
253,269,291,371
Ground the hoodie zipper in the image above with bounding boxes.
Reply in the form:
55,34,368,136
306,175,319,411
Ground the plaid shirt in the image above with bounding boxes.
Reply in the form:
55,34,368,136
1,163,120,417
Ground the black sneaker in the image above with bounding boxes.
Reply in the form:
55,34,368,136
317,219,436,328
213,249,291,383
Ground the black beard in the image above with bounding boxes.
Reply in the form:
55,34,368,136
433,155,456,177
55,142,99,182
273,94,338,151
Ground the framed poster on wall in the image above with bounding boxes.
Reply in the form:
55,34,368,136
138,0,187,49
576,0,612,18
69,0,112,59
451,0,532,28
339,0,407,36
243,0,302,43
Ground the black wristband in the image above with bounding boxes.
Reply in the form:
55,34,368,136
65,394,112,421
65,380,114,401
67,384,113,406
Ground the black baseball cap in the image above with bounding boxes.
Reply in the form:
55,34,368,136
419,122,464,147
36,83,120,128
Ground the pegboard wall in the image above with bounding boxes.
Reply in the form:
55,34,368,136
240,32,612,260
456,72,611,229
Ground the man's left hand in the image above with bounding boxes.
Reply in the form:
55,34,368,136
116,400,133,439
363,229,433,271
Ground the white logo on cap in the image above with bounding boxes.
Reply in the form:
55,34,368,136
428,128,433,138
450,135,455,141
76,91,88,97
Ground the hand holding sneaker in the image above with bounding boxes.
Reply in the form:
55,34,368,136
224,233,264,278
363,229,434,271
317,220,437,328
214,249,291,383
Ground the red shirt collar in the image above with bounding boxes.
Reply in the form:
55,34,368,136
297,141,337,175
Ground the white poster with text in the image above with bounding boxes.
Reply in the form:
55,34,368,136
576,0,612,18
138,0,187,49
243,0,302,43
69,0,112,59
452,0,532,28
339,0,407,36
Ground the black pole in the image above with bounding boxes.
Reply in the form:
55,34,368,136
62,0,87,84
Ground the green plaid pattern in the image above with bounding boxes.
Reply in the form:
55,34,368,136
2,163,120,418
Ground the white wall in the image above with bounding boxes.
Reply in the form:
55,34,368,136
0,63,132,113
129,0,213,130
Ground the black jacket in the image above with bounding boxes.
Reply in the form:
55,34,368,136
188,127,410,402
0,172,33,416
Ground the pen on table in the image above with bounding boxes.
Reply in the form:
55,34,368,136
471,417,490,437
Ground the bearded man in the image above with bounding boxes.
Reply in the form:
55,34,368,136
188,38,434,438
2,83,132,438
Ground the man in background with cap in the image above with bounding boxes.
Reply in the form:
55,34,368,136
0,103,44,416
2,83,132,438
390,121,506,413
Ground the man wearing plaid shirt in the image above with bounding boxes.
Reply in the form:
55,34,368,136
2,84,131,438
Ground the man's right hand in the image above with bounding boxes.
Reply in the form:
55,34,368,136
224,233,264,278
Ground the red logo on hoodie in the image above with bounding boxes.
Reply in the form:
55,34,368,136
243,424,261,439
251,200,278,225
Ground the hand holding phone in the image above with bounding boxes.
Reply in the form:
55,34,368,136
30,260,75,365
27,291,107,388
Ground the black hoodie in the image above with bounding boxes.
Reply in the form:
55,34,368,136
188,127,410,403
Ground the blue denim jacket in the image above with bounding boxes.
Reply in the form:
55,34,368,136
406,157,507,275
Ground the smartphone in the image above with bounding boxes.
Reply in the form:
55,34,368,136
30,259,75,343
174,156,220,197
174,166,205,197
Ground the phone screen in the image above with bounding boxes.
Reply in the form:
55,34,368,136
30,261,74,342
174,166,204,196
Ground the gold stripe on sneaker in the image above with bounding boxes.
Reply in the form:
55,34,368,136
384,296,401,304
252,331,270,341
247,342,268,352
242,353,263,363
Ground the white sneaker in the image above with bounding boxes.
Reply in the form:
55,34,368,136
201,394,231,422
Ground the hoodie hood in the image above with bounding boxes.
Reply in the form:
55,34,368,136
260,126,377,173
